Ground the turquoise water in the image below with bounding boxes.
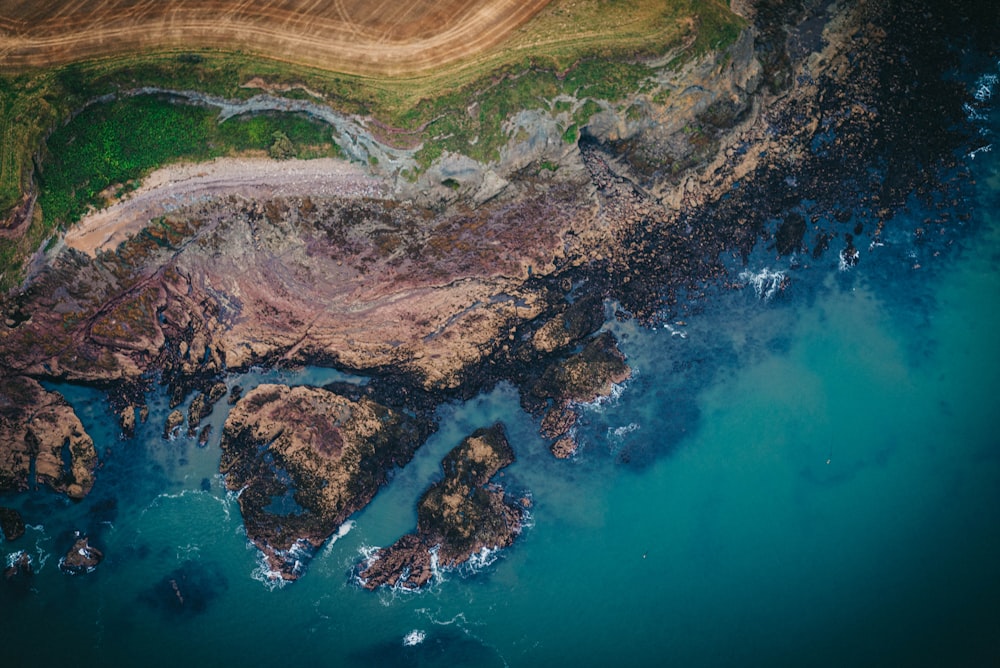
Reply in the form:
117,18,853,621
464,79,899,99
3,73,1000,668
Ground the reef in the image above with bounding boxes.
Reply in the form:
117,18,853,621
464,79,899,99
358,423,524,590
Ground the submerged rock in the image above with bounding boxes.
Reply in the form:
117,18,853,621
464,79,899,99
0,506,25,541
139,560,228,616
4,550,33,588
359,423,524,590
59,535,104,574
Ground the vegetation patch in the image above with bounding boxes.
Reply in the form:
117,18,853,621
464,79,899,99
37,95,339,241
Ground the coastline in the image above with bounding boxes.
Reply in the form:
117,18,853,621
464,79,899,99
63,157,385,256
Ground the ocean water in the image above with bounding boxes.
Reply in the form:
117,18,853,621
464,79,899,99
3,69,1000,668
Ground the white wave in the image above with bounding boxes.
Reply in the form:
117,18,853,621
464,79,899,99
35,545,50,571
402,629,426,647
964,101,987,122
249,551,291,591
176,543,201,560
965,66,998,157
357,543,381,565
968,143,993,159
609,422,640,441
462,546,502,573
417,609,470,627
657,322,688,338
428,544,444,584
838,248,858,272
578,377,629,413
321,520,355,556
739,267,787,300
5,550,31,569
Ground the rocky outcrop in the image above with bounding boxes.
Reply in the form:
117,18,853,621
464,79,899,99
0,376,97,498
59,534,104,574
220,384,426,580
0,506,25,541
3,550,33,585
523,331,631,458
359,423,523,590
163,409,184,439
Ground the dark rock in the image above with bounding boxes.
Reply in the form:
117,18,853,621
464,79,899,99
0,506,25,541
775,212,806,255
3,550,33,585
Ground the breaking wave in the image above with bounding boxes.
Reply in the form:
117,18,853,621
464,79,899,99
321,520,355,557
402,629,426,647
739,267,788,300
966,63,998,159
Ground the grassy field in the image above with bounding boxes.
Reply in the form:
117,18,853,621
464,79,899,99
39,95,340,227
0,0,744,291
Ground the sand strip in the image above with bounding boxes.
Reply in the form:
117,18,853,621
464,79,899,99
64,157,385,257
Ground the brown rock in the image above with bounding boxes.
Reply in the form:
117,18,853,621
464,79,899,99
164,409,185,439
59,535,104,574
550,437,578,459
359,423,524,590
220,384,425,580
119,405,136,438
4,550,32,582
528,330,630,455
0,376,98,499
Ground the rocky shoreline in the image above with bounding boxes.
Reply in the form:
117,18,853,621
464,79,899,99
358,424,525,590
0,0,991,584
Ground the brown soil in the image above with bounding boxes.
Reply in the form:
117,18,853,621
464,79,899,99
0,0,552,75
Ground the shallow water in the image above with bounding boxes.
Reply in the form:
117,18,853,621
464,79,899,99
3,65,999,668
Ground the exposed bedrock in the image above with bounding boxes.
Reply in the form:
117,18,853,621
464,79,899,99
220,384,428,580
522,330,631,459
59,534,104,575
358,423,523,590
0,375,97,499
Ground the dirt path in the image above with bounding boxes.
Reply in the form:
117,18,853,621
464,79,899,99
0,0,552,75
63,157,386,257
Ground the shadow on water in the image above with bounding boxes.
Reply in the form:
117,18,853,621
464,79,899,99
138,559,228,618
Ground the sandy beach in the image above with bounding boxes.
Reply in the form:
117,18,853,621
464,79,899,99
64,157,386,256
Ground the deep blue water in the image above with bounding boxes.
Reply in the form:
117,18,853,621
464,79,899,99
2,62,999,668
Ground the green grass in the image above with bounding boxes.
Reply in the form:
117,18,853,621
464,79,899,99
37,94,340,231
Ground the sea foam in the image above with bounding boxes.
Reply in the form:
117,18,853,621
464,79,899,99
402,629,426,647
739,267,788,299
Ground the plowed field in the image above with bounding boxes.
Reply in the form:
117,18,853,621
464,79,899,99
0,0,552,74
